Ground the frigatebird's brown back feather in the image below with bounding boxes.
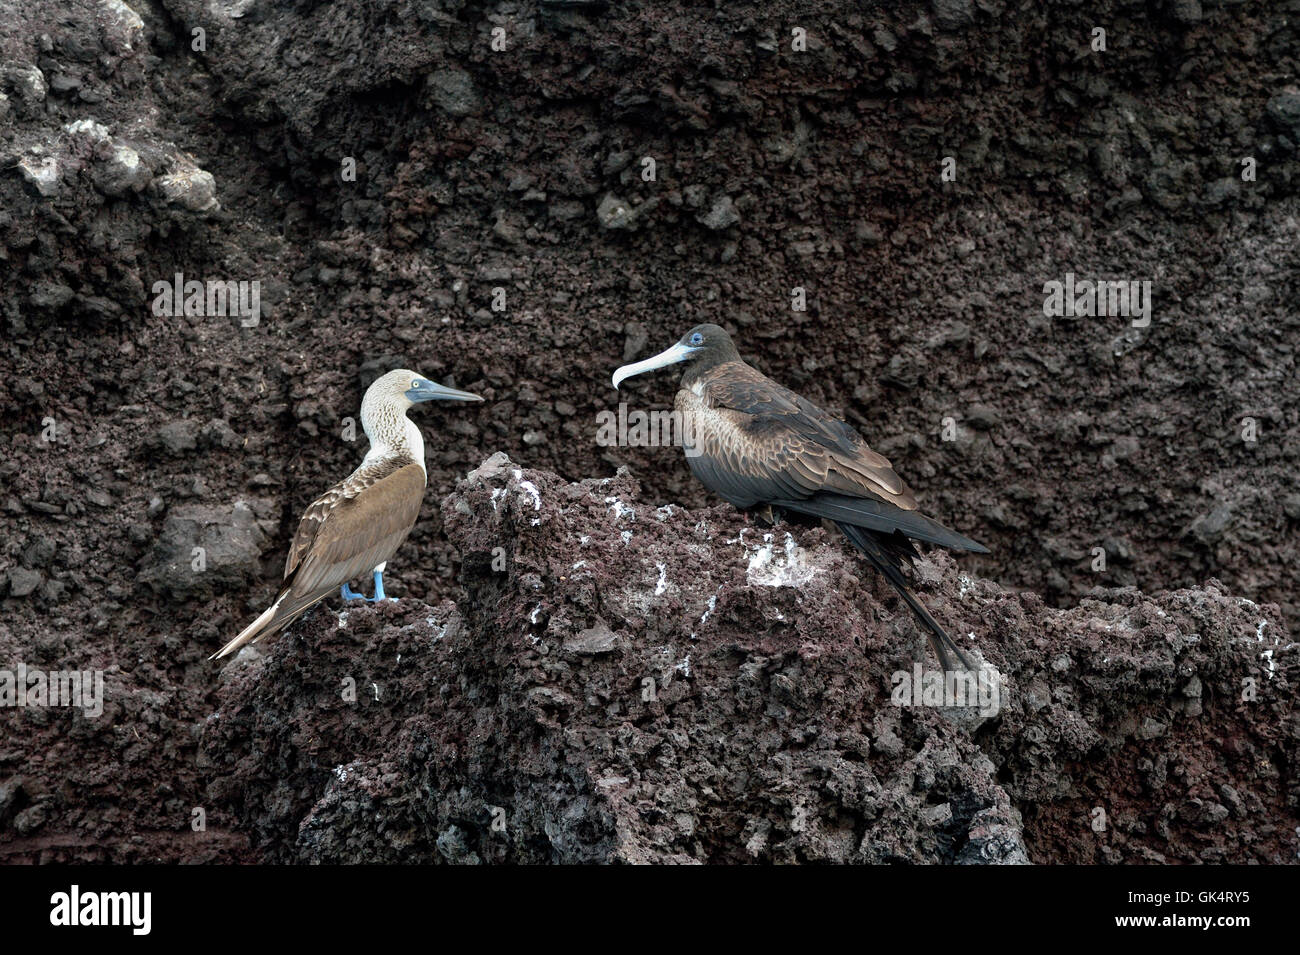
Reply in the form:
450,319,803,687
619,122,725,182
674,357,986,670
679,362,986,548
680,361,916,508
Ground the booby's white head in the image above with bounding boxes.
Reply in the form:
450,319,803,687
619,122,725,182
360,369,482,473
365,368,484,411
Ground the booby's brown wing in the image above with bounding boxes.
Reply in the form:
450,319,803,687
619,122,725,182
282,459,427,601
681,361,987,553
211,458,428,660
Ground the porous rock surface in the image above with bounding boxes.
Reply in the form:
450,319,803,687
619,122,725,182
2,0,1298,864
199,456,1297,863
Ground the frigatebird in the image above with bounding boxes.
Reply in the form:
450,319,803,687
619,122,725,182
612,324,987,670
211,369,483,660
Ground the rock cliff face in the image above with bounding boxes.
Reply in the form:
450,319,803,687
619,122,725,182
198,456,1296,863
0,0,1297,862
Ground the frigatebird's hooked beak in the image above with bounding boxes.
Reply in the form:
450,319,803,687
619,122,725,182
406,378,484,403
611,342,700,390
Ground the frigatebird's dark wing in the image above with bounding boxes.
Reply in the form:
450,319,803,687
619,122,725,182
773,492,988,553
680,361,987,553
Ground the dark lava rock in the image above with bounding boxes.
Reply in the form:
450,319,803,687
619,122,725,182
0,778,26,830
138,502,267,600
1171,0,1203,24
152,419,200,455
91,139,152,197
1187,505,1233,546
965,403,1001,430
3,0,1299,866
1265,88,1300,139
697,194,740,231
200,458,1297,864
424,68,482,117
931,0,976,31
6,567,43,598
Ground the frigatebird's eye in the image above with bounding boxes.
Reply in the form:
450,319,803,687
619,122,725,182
690,332,704,346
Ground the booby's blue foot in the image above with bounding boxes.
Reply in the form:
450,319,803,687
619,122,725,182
340,572,395,603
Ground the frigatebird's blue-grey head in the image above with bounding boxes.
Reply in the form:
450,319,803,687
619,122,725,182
611,323,739,389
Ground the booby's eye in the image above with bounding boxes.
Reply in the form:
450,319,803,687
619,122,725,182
410,379,420,390
690,332,704,346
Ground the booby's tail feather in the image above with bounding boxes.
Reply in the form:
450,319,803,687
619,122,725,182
211,595,285,660
834,521,974,672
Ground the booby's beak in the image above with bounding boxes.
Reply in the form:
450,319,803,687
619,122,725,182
611,342,700,390
406,378,484,403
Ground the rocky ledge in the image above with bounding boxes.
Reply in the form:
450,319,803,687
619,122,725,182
200,454,1297,863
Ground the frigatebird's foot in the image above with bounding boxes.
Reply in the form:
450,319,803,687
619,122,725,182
752,504,777,527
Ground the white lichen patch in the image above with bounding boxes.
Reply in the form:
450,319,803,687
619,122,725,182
427,618,449,644
691,590,721,641
157,164,219,212
65,118,111,142
744,532,818,587
516,475,542,511
18,154,61,197
99,0,144,50
605,496,636,521
700,592,718,625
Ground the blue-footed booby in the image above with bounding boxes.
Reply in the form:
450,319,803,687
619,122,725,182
612,324,988,671
211,369,483,660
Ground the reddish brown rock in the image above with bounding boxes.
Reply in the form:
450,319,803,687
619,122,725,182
195,458,1296,863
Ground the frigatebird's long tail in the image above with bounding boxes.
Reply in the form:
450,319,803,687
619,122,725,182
834,520,975,672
